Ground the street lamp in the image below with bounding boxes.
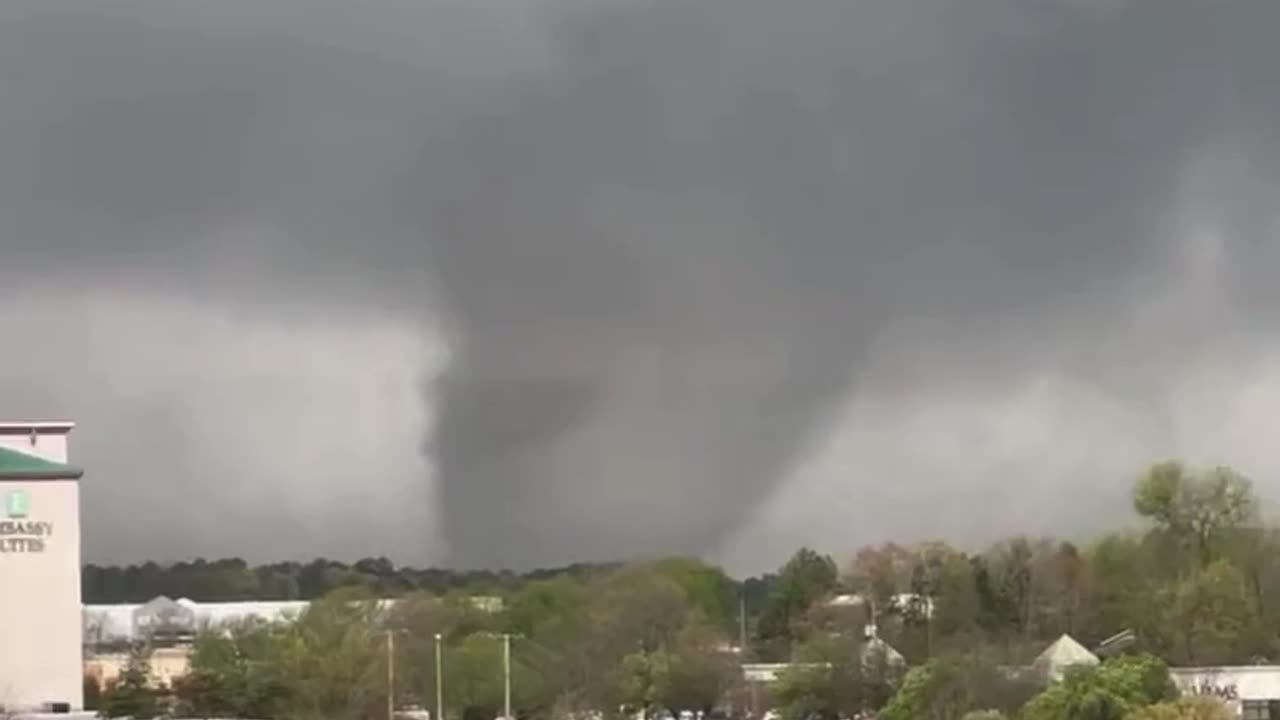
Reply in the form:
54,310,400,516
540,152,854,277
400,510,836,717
386,630,399,720
387,628,440,720
503,633,512,720
477,632,519,720
435,633,444,720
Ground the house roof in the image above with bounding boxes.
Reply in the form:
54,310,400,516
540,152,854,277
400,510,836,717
862,636,906,667
1034,634,1100,673
0,446,83,480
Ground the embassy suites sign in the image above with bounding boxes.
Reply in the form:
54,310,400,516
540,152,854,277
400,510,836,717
0,489,53,553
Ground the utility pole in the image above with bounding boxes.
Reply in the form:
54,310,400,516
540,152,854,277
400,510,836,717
386,631,396,720
740,592,754,717
435,632,444,720
502,633,512,720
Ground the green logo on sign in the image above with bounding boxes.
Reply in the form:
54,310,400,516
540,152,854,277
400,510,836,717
6,490,29,518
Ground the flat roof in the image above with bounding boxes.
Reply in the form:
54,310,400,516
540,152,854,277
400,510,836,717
0,421,75,436
0,446,83,480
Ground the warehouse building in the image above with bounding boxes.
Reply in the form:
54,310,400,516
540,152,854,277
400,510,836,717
1171,666,1280,719
0,421,85,714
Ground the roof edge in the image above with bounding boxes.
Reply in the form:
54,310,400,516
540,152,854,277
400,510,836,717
0,420,75,436
0,466,85,481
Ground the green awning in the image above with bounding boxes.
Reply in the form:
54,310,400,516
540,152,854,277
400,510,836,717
0,446,84,480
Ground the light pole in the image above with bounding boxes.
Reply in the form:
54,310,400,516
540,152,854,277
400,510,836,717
477,632,518,720
435,632,444,720
502,633,512,720
386,630,397,720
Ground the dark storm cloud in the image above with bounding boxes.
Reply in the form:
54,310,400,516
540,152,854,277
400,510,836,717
3,0,1280,571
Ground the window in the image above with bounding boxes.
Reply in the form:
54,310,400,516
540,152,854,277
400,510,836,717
1242,700,1280,720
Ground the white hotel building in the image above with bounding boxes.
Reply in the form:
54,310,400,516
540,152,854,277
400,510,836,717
0,421,84,714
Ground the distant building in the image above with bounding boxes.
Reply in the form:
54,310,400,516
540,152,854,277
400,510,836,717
84,646,193,690
83,597,311,647
1171,666,1280,720
741,663,830,684
1032,634,1100,682
83,594,503,647
82,593,505,690
741,626,905,684
0,421,85,714
859,624,906,670
827,593,934,618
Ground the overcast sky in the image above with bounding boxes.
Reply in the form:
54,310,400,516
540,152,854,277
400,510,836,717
4,0,1280,574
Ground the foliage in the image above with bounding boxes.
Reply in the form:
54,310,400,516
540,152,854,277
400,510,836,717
880,654,1036,720
1022,654,1173,720
655,557,738,632
1162,559,1262,665
78,459,1280,720
269,592,389,720
756,548,838,658
82,674,101,712
97,643,163,719
770,634,894,720
773,663,839,720
1133,462,1257,568
1123,697,1232,720
82,557,620,604
171,618,289,718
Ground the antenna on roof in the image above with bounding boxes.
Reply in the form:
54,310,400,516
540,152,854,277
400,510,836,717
1095,629,1136,657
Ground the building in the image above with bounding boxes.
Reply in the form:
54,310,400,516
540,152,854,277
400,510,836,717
83,594,503,648
0,421,85,713
84,646,194,691
740,625,906,684
1172,667,1280,719
83,596,311,647
81,593,506,690
1032,634,1100,683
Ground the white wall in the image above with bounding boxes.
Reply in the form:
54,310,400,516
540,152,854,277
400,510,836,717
0,433,83,711
0,422,73,464
1171,667,1280,718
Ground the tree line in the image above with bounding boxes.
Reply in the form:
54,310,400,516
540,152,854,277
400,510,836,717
93,460,1274,719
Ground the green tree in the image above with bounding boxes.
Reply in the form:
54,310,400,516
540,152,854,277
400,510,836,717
1123,697,1232,720
774,634,895,720
172,619,289,718
619,649,673,715
1085,533,1163,648
1021,653,1173,720
847,544,911,612
98,644,162,719
931,550,981,643
1133,462,1257,568
1163,559,1262,665
756,549,838,658
614,624,730,717
271,590,387,720
444,633,551,717
385,593,464,712
655,557,737,632
880,658,968,720
572,563,707,712
664,624,735,713
505,576,586,640
880,654,1033,720
773,663,839,720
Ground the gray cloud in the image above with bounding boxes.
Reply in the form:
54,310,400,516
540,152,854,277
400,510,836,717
2,0,1280,572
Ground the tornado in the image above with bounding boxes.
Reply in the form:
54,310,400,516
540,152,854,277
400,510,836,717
4,0,1280,570
397,0,1280,568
